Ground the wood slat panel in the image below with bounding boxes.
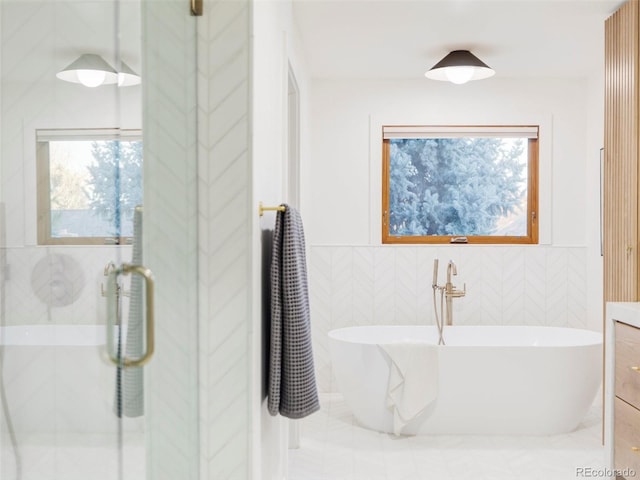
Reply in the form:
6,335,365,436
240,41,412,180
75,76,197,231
605,0,640,449
604,0,640,305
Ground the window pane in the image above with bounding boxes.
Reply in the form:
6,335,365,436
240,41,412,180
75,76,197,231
48,139,143,239
388,137,528,237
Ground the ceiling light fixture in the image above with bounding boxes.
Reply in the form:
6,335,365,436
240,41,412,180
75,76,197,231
425,50,495,85
117,61,142,87
56,54,140,88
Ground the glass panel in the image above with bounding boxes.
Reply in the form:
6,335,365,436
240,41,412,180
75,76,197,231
0,0,129,476
0,0,199,479
387,137,529,237
141,1,200,478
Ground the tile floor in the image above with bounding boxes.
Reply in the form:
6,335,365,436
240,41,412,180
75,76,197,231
289,393,607,480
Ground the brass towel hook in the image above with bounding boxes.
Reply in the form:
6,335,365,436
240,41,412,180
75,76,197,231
259,202,286,217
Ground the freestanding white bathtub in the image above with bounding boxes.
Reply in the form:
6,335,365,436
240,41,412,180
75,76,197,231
0,325,142,434
328,325,602,435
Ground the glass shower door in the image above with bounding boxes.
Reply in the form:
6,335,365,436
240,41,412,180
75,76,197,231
0,1,199,479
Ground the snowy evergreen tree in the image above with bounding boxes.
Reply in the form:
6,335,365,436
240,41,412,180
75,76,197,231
388,137,526,236
86,140,143,235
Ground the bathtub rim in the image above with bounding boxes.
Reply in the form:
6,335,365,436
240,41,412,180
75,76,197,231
0,324,108,346
328,324,603,348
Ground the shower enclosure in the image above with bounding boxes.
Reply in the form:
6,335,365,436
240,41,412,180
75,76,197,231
0,1,199,479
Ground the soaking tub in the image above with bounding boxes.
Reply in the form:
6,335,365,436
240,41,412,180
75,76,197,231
328,325,602,435
0,325,141,434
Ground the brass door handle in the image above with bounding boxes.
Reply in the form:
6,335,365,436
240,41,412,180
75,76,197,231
106,263,155,368
191,0,203,16
631,366,640,372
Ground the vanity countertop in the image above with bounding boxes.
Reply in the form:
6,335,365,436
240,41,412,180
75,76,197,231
607,302,640,329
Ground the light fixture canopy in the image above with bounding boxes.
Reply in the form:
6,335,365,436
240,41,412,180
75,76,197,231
425,50,495,85
56,54,141,88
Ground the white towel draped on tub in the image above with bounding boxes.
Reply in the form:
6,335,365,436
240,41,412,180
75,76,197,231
378,341,439,435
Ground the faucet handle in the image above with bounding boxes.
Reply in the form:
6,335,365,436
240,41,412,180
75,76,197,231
451,283,466,297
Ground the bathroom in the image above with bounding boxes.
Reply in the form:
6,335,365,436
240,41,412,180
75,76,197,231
0,0,629,479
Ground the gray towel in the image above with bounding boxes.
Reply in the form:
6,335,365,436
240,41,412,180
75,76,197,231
123,206,144,417
268,205,320,418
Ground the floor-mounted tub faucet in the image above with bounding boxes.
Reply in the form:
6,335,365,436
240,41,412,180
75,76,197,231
445,260,466,326
432,259,467,344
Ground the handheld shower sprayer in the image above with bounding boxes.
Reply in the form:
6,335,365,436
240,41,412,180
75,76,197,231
432,258,439,288
432,258,445,345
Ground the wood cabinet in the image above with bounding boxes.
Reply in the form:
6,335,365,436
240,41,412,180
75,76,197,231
615,321,640,478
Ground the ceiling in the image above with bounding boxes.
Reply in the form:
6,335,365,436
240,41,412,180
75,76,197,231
292,0,626,80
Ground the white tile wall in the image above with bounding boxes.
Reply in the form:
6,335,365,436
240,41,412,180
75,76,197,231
309,245,588,392
2,246,128,326
198,0,252,478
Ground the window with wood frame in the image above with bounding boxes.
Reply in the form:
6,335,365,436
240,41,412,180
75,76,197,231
382,125,539,244
36,129,142,245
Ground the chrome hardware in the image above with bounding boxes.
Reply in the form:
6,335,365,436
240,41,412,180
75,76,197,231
106,264,155,368
104,261,116,276
101,261,130,298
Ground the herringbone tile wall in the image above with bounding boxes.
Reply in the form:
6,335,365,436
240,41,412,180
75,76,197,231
198,0,252,478
2,246,127,326
309,245,588,392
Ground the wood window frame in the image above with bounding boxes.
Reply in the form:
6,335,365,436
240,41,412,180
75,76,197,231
381,126,539,245
36,128,141,246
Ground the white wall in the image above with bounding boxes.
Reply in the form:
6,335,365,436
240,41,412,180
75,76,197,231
252,1,312,478
0,0,141,327
305,77,588,246
303,76,604,392
585,22,606,334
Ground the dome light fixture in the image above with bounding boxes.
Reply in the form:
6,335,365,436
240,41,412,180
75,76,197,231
425,50,495,85
117,61,142,87
56,54,141,88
